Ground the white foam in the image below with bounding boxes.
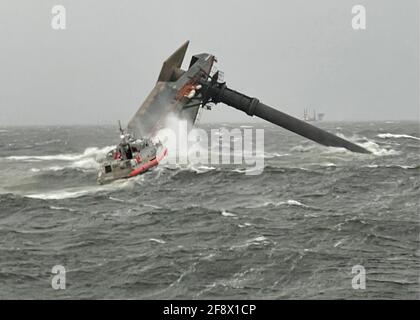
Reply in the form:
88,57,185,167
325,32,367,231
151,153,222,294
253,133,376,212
290,145,316,153
109,196,125,202
9,146,113,172
363,164,418,170
394,165,417,169
363,164,379,168
377,133,420,141
143,203,162,209
360,140,400,156
320,162,336,167
221,210,237,217
264,152,289,158
25,178,133,200
6,146,114,162
28,190,90,200
252,236,268,242
231,235,270,249
277,199,309,208
191,165,216,174
149,238,166,244
231,167,262,174
238,222,253,228
331,133,400,156
49,206,76,212
70,158,100,170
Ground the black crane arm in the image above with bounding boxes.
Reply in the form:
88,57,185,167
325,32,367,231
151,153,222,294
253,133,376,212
200,80,370,154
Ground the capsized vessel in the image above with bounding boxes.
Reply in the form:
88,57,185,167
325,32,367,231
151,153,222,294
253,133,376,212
126,41,370,154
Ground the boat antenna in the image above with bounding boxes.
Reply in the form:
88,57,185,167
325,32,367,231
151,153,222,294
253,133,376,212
118,120,125,135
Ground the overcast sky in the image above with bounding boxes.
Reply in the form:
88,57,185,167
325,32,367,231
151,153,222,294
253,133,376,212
0,0,418,126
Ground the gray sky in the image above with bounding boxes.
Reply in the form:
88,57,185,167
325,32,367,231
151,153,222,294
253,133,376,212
0,0,418,125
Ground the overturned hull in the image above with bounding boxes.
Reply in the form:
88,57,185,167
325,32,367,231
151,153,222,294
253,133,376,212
127,41,214,139
125,41,370,154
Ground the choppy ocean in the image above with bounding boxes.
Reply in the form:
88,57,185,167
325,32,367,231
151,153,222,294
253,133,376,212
0,121,419,299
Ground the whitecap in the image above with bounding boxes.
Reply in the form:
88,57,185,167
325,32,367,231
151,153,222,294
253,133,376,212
363,164,379,168
46,166,66,171
360,140,400,156
5,145,114,162
277,199,309,208
244,201,275,209
190,165,216,174
252,236,268,242
221,210,237,217
334,240,344,247
49,206,76,212
149,238,166,244
231,236,270,249
231,167,262,174
320,162,336,167
322,146,349,154
109,196,125,202
25,179,132,200
143,203,162,209
394,165,418,169
377,133,420,141
264,152,289,158
332,133,400,156
27,189,93,200
238,222,253,228
291,145,315,152
70,158,99,170
364,164,418,170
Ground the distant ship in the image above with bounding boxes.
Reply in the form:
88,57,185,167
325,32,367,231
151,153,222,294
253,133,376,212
304,108,324,122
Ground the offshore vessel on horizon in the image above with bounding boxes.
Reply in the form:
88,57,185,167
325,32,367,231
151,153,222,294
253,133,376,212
304,108,325,122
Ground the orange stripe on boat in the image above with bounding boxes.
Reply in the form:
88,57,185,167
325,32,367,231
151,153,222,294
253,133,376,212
129,148,167,177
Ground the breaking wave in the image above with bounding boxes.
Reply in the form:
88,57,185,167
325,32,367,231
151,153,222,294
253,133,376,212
246,199,310,209
277,199,309,208
5,146,114,162
290,145,317,153
25,176,139,200
190,165,216,174
333,133,401,156
264,152,289,158
377,133,420,141
9,146,114,172
359,140,400,156
221,210,237,217
149,238,166,244
363,164,419,170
